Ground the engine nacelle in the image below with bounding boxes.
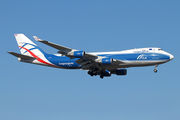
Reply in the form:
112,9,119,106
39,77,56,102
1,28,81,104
102,70,111,76
100,58,113,65
113,69,127,75
67,51,85,58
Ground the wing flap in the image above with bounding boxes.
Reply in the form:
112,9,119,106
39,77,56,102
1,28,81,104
84,53,98,59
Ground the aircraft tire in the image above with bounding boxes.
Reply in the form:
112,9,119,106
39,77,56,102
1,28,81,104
100,75,104,79
154,69,157,73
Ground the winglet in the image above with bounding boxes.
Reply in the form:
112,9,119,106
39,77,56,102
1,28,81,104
33,36,43,41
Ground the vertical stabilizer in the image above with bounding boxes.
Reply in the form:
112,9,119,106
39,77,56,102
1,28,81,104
13,34,56,67
14,34,46,56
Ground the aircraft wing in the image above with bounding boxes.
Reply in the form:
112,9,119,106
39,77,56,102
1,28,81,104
33,36,98,59
33,36,73,52
33,36,125,69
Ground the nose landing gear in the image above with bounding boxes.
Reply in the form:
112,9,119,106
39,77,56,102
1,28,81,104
153,65,158,73
153,69,157,73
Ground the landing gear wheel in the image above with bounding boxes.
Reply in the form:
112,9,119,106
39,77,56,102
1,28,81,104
153,65,158,73
88,70,98,77
88,71,94,76
100,75,104,79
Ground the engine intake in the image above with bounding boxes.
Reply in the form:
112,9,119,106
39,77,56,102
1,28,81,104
100,58,113,65
67,51,85,58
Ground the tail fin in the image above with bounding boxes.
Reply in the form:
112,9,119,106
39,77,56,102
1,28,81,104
14,34,46,57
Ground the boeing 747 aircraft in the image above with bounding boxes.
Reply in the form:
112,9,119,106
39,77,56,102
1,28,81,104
8,34,174,79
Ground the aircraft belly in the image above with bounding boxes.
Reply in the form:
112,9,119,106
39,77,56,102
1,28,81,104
102,60,169,69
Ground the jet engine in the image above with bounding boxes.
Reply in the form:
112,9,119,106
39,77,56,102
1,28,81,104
102,70,111,76
96,58,113,65
112,69,127,75
67,51,85,58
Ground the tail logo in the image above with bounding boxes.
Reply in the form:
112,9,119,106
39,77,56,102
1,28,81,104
19,43,56,67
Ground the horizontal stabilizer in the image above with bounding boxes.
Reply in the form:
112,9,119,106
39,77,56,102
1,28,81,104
8,52,37,60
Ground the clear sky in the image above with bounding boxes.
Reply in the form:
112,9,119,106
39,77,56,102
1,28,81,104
1,0,180,120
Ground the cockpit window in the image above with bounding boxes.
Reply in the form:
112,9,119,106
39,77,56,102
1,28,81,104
158,48,163,51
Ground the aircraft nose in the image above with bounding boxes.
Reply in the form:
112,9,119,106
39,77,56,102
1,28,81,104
170,54,174,60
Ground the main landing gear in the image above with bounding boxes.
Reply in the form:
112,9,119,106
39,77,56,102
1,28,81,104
87,68,99,76
153,65,158,73
100,75,104,79
88,68,111,79
88,70,97,76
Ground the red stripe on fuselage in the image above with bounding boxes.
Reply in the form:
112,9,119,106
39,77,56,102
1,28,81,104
19,46,57,67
